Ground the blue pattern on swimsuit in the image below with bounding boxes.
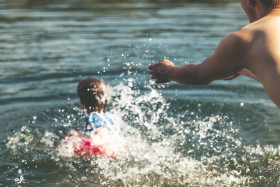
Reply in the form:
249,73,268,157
84,112,113,132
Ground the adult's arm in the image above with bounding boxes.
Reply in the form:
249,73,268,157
149,32,249,85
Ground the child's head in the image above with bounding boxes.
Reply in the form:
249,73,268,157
77,77,108,113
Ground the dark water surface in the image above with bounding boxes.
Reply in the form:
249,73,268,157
1,0,280,186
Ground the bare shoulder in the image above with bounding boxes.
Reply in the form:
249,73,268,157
219,31,247,46
215,31,250,59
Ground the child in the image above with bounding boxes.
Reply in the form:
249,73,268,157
65,77,115,157
78,77,113,133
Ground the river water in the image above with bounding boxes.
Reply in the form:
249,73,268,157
1,0,280,186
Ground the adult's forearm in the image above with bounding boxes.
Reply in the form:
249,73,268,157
170,63,211,85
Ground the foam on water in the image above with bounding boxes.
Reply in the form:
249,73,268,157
5,79,280,186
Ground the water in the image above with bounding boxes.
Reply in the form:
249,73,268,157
1,0,280,186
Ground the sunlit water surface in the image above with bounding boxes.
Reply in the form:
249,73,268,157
1,0,280,186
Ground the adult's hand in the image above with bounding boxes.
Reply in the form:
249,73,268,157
148,59,175,84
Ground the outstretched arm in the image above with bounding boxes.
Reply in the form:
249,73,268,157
149,32,249,85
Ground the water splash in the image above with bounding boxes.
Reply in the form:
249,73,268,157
5,79,280,186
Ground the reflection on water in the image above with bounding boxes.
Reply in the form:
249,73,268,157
1,0,280,186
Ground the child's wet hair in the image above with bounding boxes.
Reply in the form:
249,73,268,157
77,77,107,113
